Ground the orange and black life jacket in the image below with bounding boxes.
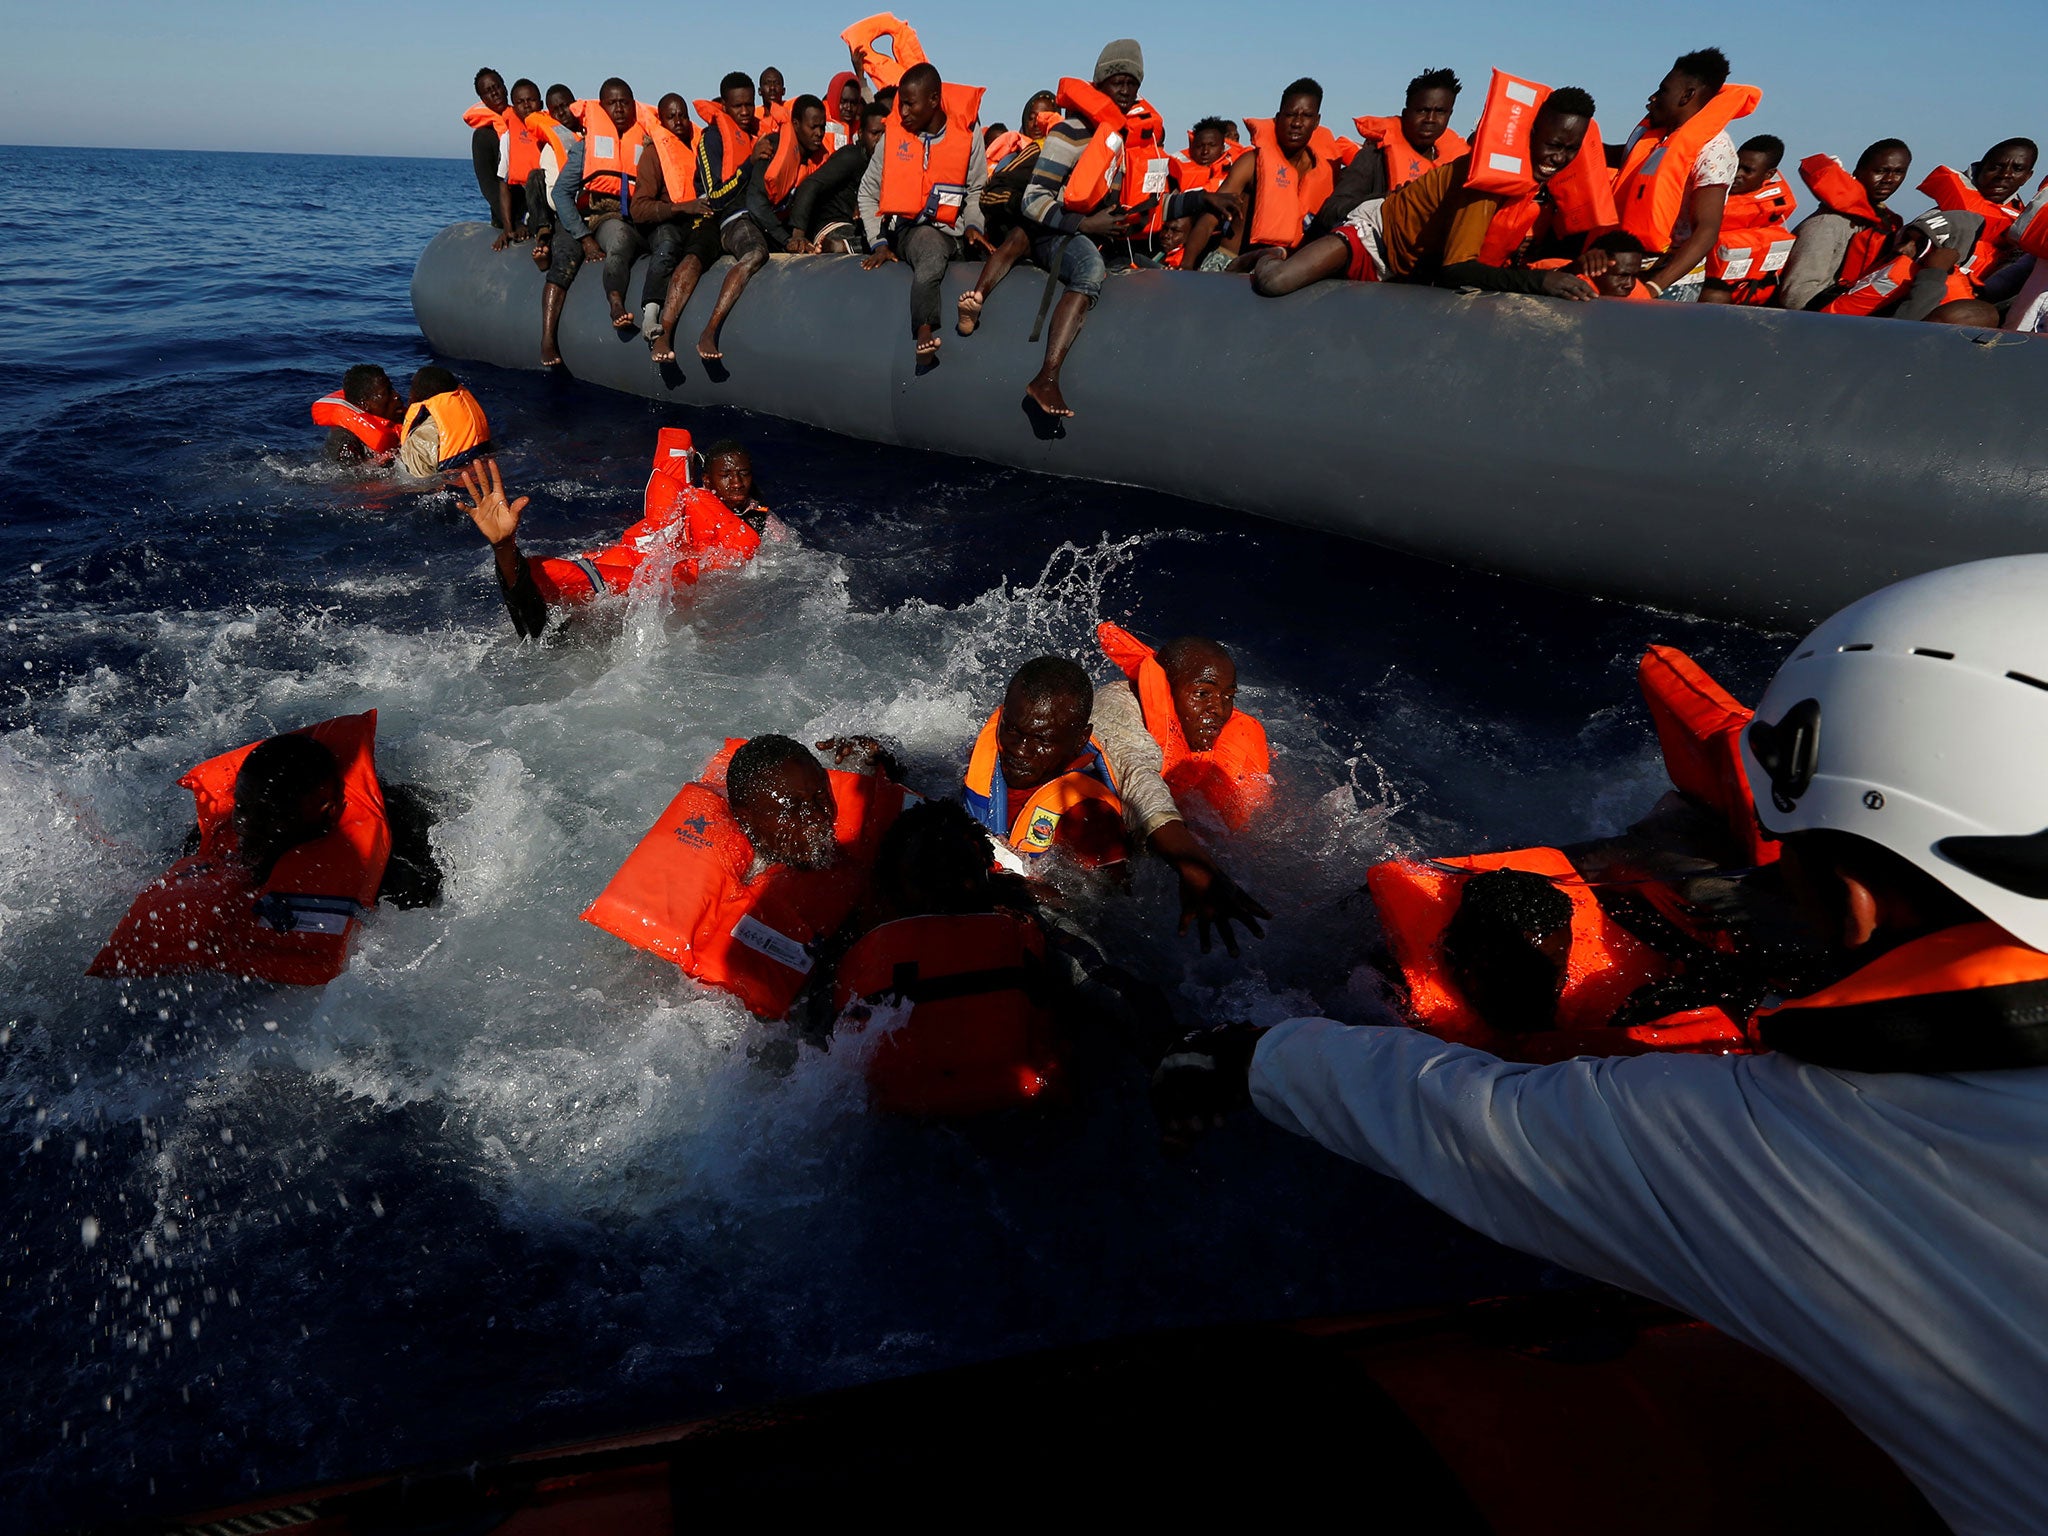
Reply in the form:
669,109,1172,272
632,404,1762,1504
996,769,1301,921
1241,117,1336,251
1464,70,1617,267
311,393,400,456
694,99,758,195
961,712,1126,869
400,387,491,473
840,12,928,91
876,83,986,228
835,911,1063,1116
1353,114,1470,190
582,739,907,1020
88,712,392,987
1611,84,1762,253
1097,622,1271,831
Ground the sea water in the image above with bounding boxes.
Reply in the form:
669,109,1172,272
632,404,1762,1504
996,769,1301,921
0,144,1783,1531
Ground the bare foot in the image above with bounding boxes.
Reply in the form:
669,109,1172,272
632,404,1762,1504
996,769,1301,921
541,346,564,369
915,325,941,359
610,307,636,331
696,328,723,362
531,242,551,271
1023,376,1072,417
956,290,984,337
649,332,677,365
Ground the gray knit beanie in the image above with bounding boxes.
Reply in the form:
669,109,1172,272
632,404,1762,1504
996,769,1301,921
1093,39,1144,87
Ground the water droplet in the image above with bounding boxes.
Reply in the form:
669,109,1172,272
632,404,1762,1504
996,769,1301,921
80,1216,100,1248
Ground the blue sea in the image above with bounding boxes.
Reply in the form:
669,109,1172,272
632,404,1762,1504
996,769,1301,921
0,144,1781,1532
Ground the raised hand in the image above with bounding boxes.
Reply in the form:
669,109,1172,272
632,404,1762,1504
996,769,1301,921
455,458,529,547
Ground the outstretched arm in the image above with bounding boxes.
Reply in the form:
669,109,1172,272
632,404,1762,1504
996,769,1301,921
456,459,548,638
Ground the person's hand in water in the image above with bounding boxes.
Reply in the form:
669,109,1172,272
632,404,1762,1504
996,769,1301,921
1151,1022,1264,1153
456,458,528,547
815,736,904,781
1147,819,1271,955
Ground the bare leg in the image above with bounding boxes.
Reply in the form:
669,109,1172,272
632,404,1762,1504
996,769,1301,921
959,227,1030,335
540,282,569,367
1250,234,1355,297
698,247,767,360
651,256,706,363
1023,290,1090,417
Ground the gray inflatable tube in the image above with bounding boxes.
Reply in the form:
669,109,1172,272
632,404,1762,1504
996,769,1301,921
413,221,2048,628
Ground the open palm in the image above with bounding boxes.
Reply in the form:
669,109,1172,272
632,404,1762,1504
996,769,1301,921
456,458,528,545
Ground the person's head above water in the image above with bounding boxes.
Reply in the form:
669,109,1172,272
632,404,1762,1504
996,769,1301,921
544,84,576,128
1854,138,1912,206
342,365,402,421
510,79,541,120
232,733,344,881
1972,138,2038,204
896,63,944,136
787,95,827,158
475,68,507,113
598,77,636,135
758,66,786,107
407,366,458,407
1189,118,1233,166
1530,89,1595,183
1440,868,1573,1035
702,440,754,511
726,735,838,870
1645,47,1729,132
719,70,758,136
1155,637,1238,754
873,799,1004,920
657,92,690,139
1274,78,1323,156
1732,133,1784,195
1402,67,1461,153
997,657,1093,793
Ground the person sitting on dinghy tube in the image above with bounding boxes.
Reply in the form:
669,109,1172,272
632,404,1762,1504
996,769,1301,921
1156,553,2048,1536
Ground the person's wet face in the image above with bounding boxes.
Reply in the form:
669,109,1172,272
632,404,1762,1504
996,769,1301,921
366,373,404,421
997,687,1090,792
658,93,690,138
546,88,578,129
897,77,941,136
1973,142,2037,203
707,449,754,511
1531,110,1588,183
1276,91,1320,155
759,68,785,106
734,757,839,870
792,103,828,157
1167,650,1237,754
1644,69,1696,132
1101,72,1140,112
1856,145,1911,205
837,79,864,126
1402,86,1457,151
511,81,542,120
1189,126,1226,166
478,72,507,113
601,82,636,135
724,82,758,136
1731,147,1776,196
1594,249,1644,297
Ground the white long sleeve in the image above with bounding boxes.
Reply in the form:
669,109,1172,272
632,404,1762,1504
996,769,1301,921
1250,1018,2048,1536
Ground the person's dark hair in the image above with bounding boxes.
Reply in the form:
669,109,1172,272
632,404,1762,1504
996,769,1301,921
704,437,748,466
234,733,342,877
1740,133,1784,168
1854,137,1910,172
790,93,825,122
1191,116,1233,141
983,123,1009,144
861,101,892,127
1984,137,2040,164
720,71,754,98
545,83,574,107
341,365,389,408
1156,636,1230,684
1406,67,1461,99
1006,655,1092,712
1543,86,1596,121
727,734,815,809
511,78,539,100
1440,869,1573,1035
409,365,457,401
1671,48,1731,92
873,799,1002,918
474,68,502,91
600,77,632,98
1588,229,1649,254
1023,89,1058,121
875,86,898,113
1281,77,1323,110
899,62,942,96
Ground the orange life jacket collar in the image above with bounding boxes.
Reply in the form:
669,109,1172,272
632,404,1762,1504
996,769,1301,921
311,394,400,456
1353,114,1471,189
1097,622,1270,831
1612,84,1763,251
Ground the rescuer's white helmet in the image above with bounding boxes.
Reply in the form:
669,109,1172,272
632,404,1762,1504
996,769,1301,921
1742,555,2048,951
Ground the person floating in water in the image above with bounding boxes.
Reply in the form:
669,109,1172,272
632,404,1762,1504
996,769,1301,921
312,365,405,467
397,366,492,478
1096,624,1271,831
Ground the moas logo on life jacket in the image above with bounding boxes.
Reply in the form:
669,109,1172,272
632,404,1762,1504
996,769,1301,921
675,814,713,848
894,140,915,161
1274,165,1292,189
1024,806,1061,851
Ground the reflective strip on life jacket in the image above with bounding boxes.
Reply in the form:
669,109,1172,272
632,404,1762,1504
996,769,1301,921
1354,114,1470,189
876,83,985,226
1096,622,1271,832
401,388,491,472
1611,84,1763,251
310,394,400,456
1637,645,1778,866
835,911,1063,1116
1822,251,1916,316
961,710,1126,868
841,12,928,91
572,100,643,201
88,711,392,987
1242,118,1335,250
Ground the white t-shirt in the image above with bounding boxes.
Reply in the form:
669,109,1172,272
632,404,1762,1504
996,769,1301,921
1620,125,1738,257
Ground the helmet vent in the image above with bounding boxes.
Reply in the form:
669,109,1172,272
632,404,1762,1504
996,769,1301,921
1838,643,1874,653
1912,648,1956,660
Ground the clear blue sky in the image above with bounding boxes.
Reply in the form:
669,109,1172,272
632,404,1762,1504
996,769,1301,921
6,0,2039,209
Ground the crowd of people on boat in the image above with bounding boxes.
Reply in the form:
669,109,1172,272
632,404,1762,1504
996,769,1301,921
440,16,2045,418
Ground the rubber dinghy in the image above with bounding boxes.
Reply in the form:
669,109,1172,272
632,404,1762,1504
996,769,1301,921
413,222,2048,628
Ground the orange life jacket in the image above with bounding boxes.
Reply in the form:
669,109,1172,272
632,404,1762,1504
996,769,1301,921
310,393,400,456
841,13,928,90
1611,84,1762,252
1242,118,1336,251
1366,847,1737,1065
1173,154,1231,194
760,100,791,136
2012,179,2048,260
462,101,506,131
527,111,578,173
1465,70,1617,266
1705,170,1796,288
835,911,1063,1115
763,123,826,207
876,83,986,227
961,711,1126,869
641,123,695,204
88,712,392,987
1637,645,1778,867
582,740,906,1020
1796,153,1902,288
400,387,491,473
1821,250,1917,317
1056,81,1170,225
1121,99,1171,229
694,99,758,193
1752,921,2048,1071
1918,165,2023,296
571,100,650,201
1096,622,1271,832
984,129,1034,170
1353,115,1471,189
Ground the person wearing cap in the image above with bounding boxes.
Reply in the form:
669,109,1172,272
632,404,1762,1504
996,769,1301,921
1154,555,2048,1536
1005,40,1240,423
